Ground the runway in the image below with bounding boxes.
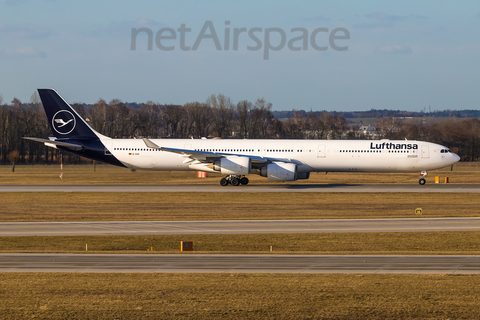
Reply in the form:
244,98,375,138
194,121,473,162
1,254,479,274
1,184,480,193
2,218,480,236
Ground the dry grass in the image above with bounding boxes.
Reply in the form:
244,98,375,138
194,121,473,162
1,232,480,255
1,273,480,319
2,165,479,319
1,163,479,184
1,192,479,222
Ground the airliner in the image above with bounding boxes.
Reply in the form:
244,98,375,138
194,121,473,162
25,89,460,186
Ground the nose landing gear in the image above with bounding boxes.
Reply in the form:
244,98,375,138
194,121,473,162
220,175,249,186
419,171,427,185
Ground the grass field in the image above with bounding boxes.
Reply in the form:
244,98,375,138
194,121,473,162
1,192,479,222
2,273,480,319
0,163,479,184
1,232,480,255
2,165,479,318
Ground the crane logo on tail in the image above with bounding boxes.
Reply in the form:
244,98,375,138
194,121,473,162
52,110,76,135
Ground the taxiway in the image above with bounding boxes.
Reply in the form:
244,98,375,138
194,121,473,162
1,254,479,274
2,218,480,236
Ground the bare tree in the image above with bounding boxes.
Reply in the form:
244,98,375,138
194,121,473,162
88,98,109,135
308,111,330,139
236,100,252,138
207,94,235,138
0,105,9,163
184,102,212,138
30,92,41,108
251,98,273,138
70,103,88,119
329,115,348,139
28,92,50,163
268,118,284,138
162,104,185,138
12,98,21,109
376,116,399,139
138,101,163,137
283,110,306,139
109,99,132,137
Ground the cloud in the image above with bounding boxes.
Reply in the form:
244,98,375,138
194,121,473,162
365,13,402,21
5,0,29,4
354,12,426,29
0,23,55,39
135,18,160,26
5,0,56,4
302,15,330,22
366,12,426,21
0,47,47,58
376,45,412,54
89,18,165,37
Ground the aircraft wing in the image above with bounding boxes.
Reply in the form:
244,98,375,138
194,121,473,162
143,138,221,161
23,137,83,151
142,138,296,164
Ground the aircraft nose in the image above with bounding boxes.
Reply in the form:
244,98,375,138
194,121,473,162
450,153,460,164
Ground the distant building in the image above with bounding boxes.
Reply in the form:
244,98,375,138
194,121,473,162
360,125,377,137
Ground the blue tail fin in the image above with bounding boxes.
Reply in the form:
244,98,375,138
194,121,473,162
38,89,108,140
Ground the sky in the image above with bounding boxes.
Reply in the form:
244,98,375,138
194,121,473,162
1,0,480,112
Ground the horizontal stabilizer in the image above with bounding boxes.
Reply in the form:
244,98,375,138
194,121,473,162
23,137,83,151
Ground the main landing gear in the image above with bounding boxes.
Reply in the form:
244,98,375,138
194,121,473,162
220,175,249,186
419,171,427,185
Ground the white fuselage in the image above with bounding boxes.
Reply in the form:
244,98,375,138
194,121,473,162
106,139,459,174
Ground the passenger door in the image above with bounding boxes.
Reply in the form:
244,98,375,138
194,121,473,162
317,145,326,158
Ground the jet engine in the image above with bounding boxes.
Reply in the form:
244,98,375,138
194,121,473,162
297,172,310,180
260,162,297,181
214,156,251,175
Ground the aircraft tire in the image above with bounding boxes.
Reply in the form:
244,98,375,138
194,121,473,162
231,178,240,186
240,177,249,185
220,178,229,186
419,178,426,185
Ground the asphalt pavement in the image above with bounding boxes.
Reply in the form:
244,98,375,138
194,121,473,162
2,218,480,236
2,254,479,274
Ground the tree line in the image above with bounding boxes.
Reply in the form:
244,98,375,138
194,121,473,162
273,109,480,119
1,92,480,164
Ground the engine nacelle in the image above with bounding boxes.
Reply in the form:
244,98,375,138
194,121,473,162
297,172,310,180
214,156,251,175
260,162,297,181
